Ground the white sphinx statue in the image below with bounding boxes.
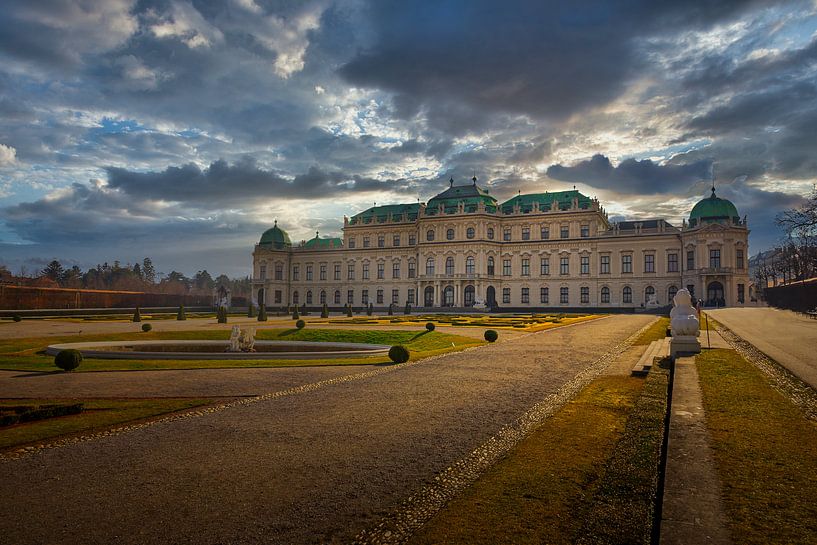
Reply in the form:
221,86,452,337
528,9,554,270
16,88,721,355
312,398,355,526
227,325,256,352
669,288,701,358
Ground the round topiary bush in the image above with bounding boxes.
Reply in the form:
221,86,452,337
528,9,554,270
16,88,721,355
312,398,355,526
296,319,305,330
12,315,22,322
425,322,435,332
55,349,82,371
484,329,498,343
141,323,152,332
388,345,410,363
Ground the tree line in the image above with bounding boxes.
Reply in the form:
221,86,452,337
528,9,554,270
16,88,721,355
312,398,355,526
0,257,250,297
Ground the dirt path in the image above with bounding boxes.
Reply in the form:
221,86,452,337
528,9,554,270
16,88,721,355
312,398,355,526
0,315,653,545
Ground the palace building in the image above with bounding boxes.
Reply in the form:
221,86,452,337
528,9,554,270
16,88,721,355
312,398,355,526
252,178,750,311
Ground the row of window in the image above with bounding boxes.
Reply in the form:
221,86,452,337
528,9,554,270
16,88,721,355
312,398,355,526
508,285,675,304
291,288,414,306
346,224,593,248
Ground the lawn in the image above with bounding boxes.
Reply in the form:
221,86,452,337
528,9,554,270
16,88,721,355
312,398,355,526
0,328,484,372
697,349,817,545
0,397,217,451
322,312,602,331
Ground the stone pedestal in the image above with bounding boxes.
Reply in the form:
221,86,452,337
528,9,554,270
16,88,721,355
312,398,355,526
671,335,701,360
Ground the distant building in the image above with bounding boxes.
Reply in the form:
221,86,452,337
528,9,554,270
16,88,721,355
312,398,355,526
252,178,750,310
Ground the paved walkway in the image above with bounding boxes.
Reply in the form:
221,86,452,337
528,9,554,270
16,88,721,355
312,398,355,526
0,315,652,545
707,307,817,389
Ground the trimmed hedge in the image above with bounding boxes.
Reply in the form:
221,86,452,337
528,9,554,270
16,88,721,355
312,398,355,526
484,329,498,342
388,345,410,363
55,349,82,371
425,322,436,332
177,305,186,320
141,323,152,332
296,319,305,330
0,403,84,427
12,315,22,322
132,307,141,322
321,304,329,318
257,305,268,321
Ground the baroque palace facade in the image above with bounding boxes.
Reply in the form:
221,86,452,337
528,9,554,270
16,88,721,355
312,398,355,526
252,178,750,311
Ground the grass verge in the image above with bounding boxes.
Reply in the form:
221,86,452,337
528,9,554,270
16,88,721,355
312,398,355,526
409,364,668,545
0,329,483,372
0,397,217,451
697,349,817,545
634,317,669,345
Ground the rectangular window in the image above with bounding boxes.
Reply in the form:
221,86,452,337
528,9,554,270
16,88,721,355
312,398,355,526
347,290,354,304
560,256,569,275
560,226,569,239
377,262,384,279
560,287,569,304
502,287,511,304
306,265,313,281
687,250,695,271
293,265,299,281
540,287,549,304
408,288,415,304
521,287,529,303
709,249,721,269
736,249,744,269
334,291,341,304
362,290,369,304
393,235,400,247
622,255,632,274
408,261,416,278
409,234,416,245
522,227,530,240
580,225,589,238
600,255,610,274
362,263,370,280
274,290,282,304
503,259,511,276
580,256,589,275
334,264,341,280
348,238,356,249
540,226,550,239
393,262,400,279
275,264,283,280
347,263,354,280
644,254,655,273
737,283,745,303
487,259,495,276
522,258,530,276
392,289,399,304
503,228,511,241
363,236,370,248
376,289,384,304
540,257,550,276
319,264,327,281
668,253,679,273
580,286,589,303
378,236,385,248
259,265,266,280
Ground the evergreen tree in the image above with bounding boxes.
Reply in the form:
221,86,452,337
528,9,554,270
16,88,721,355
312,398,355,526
41,260,65,284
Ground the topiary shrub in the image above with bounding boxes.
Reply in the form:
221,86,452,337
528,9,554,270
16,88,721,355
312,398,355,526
141,323,152,332
296,319,305,330
55,349,82,371
484,329,498,342
217,306,228,323
367,303,373,316
388,304,394,316
257,305,268,321
292,306,300,320
177,305,186,321
425,322,435,332
247,304,256,318
346,305,353,317
132,307,141,322
321,304,329,318
12,315,22,322
388,345,410,363
404,302,411,315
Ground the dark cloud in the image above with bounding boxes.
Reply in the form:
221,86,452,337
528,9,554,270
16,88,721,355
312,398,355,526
546,154,713,194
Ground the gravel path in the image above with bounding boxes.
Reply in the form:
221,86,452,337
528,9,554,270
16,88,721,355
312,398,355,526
0,315,652,545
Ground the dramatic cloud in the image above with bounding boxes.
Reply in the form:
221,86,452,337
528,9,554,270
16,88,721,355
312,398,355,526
0,144,16,165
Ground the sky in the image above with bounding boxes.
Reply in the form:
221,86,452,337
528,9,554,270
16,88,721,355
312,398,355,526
0,0,815,278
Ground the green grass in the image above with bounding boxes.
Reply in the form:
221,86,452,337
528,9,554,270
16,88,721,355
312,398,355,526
0,397,216,450
410,370,665,545
634,317,669,345
697,349,817,545
0,328,483,372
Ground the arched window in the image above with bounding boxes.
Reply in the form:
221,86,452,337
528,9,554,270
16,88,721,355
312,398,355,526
424,286,434,307
426,229,435,241
445,257,454,275
487,256,495,275
466,227,475,239
645,285,656,303
293,290,300,304
446,228,455,240
487,227,495,240
334,290,341,304
623,286,632,304
443,286,454,306
306,290,313,304
320,290,326,304
466,256,475,275
668,285,678,301
464,285,475,306
601,286,610,303
426,257,435,275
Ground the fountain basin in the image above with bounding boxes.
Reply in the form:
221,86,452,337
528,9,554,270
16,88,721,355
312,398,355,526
45,340,391,360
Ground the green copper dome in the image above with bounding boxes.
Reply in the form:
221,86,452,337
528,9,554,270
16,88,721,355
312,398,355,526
259,221,291,249
689,188,740,227
425,177,497,215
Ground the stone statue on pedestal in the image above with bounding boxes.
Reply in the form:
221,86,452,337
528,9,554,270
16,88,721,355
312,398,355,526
227,325,256,352
670,288,701,359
